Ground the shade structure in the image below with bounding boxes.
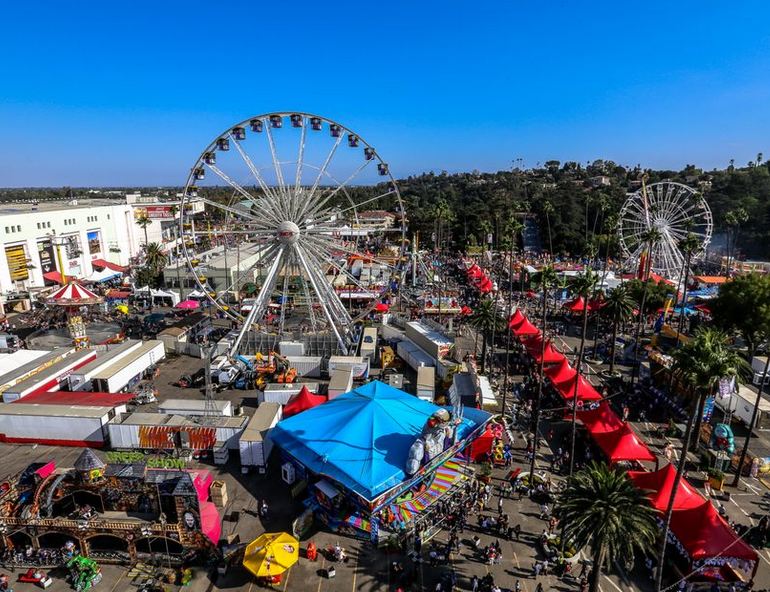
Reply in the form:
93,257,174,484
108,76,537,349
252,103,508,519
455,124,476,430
73,448,105,472
545,358,576,382
529,341,566,365
627,463,705,512
565,296,588,313
553,374,602,402
85,267,122,283
199,501,222,545
243,532,299,577
468,424,496,462
90,258,128,273
669,500,758,563
508,309,526,329
512,318,540,337
374,302,390,312
576,403,624,434
270,381,491,501
45,281,103,305
590,423,656,464
466,264,482,279
460,305,473,316
283,386,326,419
43,271,75,285
175,299,200,310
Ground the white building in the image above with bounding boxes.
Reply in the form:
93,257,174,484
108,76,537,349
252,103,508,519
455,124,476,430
0,194,204,299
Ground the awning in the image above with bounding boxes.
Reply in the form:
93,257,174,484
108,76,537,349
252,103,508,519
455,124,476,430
553,374,603,402
590,423,656,464
576,403,624,434
85,267,122,283
90,258,128,273
43,271,79,285
627,463,704,512
545,358,576,383
512,318,540,337
528,341,566,365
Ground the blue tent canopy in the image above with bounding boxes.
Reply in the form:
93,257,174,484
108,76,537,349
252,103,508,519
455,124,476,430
270,380,491,501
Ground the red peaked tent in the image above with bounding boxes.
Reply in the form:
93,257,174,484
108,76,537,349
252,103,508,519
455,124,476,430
565,296,588,313
467,264,482,278
669,500,758,565
627,463,704,512
460,305,473,316
512,318,540,337
508,309,526,329
529,341,566,365
553,374,602,402
375,302,390,312
545,358,576,382
576,403,624,434
283,386,326,418
590,423,656,464
469,424,496,462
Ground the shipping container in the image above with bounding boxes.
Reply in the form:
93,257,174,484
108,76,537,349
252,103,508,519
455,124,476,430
91,340,165,393
239,402,281,469
0,348,74,396
396,339,435,372
2,349,97,403
717,385,770,430
107,412,247,450
158,399,233,417
0,404,116,447
405,321,453,360
327,368,354,400
279,341,305,356
286,356,323,378
416,366,435,402
359,327,378,362
327,355,369,379
261,383,320,405
68,340,144,391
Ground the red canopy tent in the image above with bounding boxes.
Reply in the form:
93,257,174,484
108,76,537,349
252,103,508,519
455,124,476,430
508,309,526,329
512,318,540,337
545,358,576,382
375,302,390,312
90,258,129,273
590,423,656,464
565,296,588,313
529,341,566,365
460,305,473,316
469,424,496,462
553,373,602,402
467,264,482,278
43,271,79,285
576,403,624,433
283,386,326,418
669,501,758,566
627,463,704,512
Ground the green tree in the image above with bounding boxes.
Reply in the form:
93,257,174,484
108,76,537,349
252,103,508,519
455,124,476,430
143,242,168,275
711,273,770,359
601,285,635,373
724,207,748,276
559,462,657,592
135,214,151,246
469,297,500,374
632,228,663,383
657,328,749,591
542,200,555,257
673,234,702,346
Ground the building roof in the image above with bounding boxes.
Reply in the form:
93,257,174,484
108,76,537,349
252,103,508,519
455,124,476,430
0,404,114,418
12,390,134,407
270,380,490,501
74,448,106,471
0,350,50,377
158,399,231,412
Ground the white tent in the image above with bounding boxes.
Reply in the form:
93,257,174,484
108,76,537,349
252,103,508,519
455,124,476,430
134,286,181,306
85,267,122,283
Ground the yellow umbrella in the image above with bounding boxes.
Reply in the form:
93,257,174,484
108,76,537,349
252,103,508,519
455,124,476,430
115,304,129,314
243,532,299,578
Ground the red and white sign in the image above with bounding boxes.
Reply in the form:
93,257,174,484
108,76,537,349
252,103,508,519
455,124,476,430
146,206,175,219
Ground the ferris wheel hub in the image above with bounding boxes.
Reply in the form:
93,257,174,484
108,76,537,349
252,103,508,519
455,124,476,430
277,221,301,244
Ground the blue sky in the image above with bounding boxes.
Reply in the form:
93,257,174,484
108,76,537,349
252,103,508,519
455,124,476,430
1,1,769,186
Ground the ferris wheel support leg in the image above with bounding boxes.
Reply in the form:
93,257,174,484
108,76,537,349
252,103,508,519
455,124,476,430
300,244,356,333
228,245,286,357
295,246,349,355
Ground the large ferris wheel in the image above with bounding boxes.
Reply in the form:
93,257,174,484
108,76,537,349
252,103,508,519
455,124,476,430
617,180,713,279
179,112,407,356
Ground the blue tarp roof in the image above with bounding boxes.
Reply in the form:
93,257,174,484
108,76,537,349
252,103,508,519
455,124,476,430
270,380,491,501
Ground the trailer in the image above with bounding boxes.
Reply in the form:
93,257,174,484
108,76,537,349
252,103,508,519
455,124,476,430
396,339,435,372
2,349,97,403
405,321,453,360
359,327,378,362
90,340,165,393
327,355,369,379
751,356,770,386
286,356,323,378
239,402,282,471
107,412,247,450
0,349,48,376
327,368,354,400
416,366,435,402
0,404,116,447
717,385,770,430
261,383,320,405
158,399,233,417
68,340,143,391
0,348,74,396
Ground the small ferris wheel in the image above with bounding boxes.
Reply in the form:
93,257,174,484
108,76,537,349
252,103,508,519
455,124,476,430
618,180,713,279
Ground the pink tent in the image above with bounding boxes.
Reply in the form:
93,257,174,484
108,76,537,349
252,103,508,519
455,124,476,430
199,501,222,545
175,299,200,310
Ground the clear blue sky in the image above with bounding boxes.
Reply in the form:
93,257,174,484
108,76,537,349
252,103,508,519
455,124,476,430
1,1,769,186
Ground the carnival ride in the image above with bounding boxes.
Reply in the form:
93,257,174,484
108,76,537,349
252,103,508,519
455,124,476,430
178,112,408,356
617,180,712,280
66,556,102,592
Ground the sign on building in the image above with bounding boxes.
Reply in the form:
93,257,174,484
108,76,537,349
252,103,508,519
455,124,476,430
5,244,29,282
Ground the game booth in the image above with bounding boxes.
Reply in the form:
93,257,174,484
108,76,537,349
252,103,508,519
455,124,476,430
270,381,491,545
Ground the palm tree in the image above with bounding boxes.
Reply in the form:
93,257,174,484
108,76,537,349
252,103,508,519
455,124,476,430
135,214,151,246
673,233,701,347
632,227,662,384
724,207,748,277
502,218,525,414
656,328,749,591
469,297,499,374
559,462,657,592
602,285,635,373
567,269,598,477
143,242,168,274
542,200,555,257
528,265,560,481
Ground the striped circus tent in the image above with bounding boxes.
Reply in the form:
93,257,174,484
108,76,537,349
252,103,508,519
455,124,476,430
45,281,104,306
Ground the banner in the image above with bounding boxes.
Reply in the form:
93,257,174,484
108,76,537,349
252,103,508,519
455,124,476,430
5,245,29,282
146,205,175,219
37,239,57,285
87,230,101,255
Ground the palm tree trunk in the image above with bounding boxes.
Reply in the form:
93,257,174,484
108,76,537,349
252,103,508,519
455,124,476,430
569,304,590,477
609,318,619,373
589,543,607,592
690,389,709,453
481,333,488,374
528,285,549,481
674,251,691,347
632,252,653,385
733,351,770,486
143,225,149,246
502,245,515,415
546,214,553,257
656,392,697,592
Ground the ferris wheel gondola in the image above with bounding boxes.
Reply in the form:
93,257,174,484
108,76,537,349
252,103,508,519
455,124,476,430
179,112,407,356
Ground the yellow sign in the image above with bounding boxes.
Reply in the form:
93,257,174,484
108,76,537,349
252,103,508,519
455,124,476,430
5,245,29,282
